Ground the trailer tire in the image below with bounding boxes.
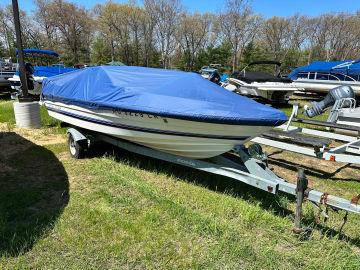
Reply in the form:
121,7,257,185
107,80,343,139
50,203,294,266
68,133,85,159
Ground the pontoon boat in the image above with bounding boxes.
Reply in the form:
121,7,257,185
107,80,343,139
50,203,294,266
289,60,360,95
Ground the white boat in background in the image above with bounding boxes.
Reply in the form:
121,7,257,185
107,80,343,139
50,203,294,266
226,61,302,103
199,66,218,79
41,66,287,159
0,58,16,91
289,60,360,95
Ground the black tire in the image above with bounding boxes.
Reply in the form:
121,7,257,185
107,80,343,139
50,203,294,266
271,91,289,105
68,133,85,159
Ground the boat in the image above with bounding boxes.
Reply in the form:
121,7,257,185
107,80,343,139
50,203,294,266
336,103,360,129
226,61,302,103
41,66,287,159
200,66,229,86
289,60,360,95
200,66,218,79
8,48,76,96
0,58,16,92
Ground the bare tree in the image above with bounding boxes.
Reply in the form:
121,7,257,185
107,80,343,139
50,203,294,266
40,0,93,64
140,9,155,66
0,6,15,54
144,0,182,68
177,12,213,70
219,0,260,71
34,0,58,48
262,16,291,61
287,15,308,51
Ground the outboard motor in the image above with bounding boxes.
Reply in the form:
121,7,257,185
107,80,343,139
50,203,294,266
304,85,355,118
25,62,35,90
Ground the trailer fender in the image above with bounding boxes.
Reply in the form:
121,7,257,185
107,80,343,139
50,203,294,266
67,128,87,143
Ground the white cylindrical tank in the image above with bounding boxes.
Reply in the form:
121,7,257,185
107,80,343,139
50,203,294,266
13,101,41,129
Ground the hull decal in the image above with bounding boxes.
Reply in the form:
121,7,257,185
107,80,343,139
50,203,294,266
47,107,251,141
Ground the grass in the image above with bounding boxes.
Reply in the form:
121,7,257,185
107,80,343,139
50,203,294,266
0,97,359,269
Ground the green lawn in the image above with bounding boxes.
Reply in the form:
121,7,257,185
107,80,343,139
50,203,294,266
0,98,359,269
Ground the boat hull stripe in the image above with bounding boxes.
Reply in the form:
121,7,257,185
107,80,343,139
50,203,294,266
47,107,251,140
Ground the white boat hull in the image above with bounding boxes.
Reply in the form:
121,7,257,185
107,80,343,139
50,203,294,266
227,78,300,102
43,101,276,159
8,74,43,95
293,79,360,95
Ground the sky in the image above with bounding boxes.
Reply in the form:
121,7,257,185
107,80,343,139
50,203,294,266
3,0,360,17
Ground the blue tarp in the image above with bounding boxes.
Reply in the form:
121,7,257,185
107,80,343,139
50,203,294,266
33,66,77,77
41,66,287,126
15,66,77,77
289,60,360,79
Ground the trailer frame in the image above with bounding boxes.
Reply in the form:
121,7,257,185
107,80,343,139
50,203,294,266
67,127,360,228
252,103,360,164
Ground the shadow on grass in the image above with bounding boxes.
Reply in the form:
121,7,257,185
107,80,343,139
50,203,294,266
88,141,360,247
0,132,69,257
0,92,11,100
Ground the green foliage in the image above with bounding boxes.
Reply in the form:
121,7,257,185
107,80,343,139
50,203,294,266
241,42,271,67
194,43,232,71
90,36,112,65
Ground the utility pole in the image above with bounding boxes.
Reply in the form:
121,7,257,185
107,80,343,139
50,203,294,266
12,0,29,99
12,0,41,129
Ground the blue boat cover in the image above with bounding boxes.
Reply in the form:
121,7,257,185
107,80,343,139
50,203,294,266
17,48,60,57
33,66,77,77
15,66,77,78
41,66,287,126
289,60,360,79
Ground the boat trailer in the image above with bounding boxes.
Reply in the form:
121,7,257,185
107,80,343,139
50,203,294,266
252,103,360,164
67,127,360,233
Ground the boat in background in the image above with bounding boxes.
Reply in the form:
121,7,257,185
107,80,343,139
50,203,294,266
289,60,360,95
200,66,229,86
41,66,287,159
0,58,16,92
200,66,219,79
226,61,302,104
8,48,76,97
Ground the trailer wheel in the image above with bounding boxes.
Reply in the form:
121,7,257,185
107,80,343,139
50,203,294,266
271,91,289,104
68,133,85,159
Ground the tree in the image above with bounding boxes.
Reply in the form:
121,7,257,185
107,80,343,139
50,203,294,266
35,0,93,65
90,35,111,64
177,12,213,70
219,0,261,72
34,0,58,48
0,6,15,56
144,0,182,68
196,43,232,71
